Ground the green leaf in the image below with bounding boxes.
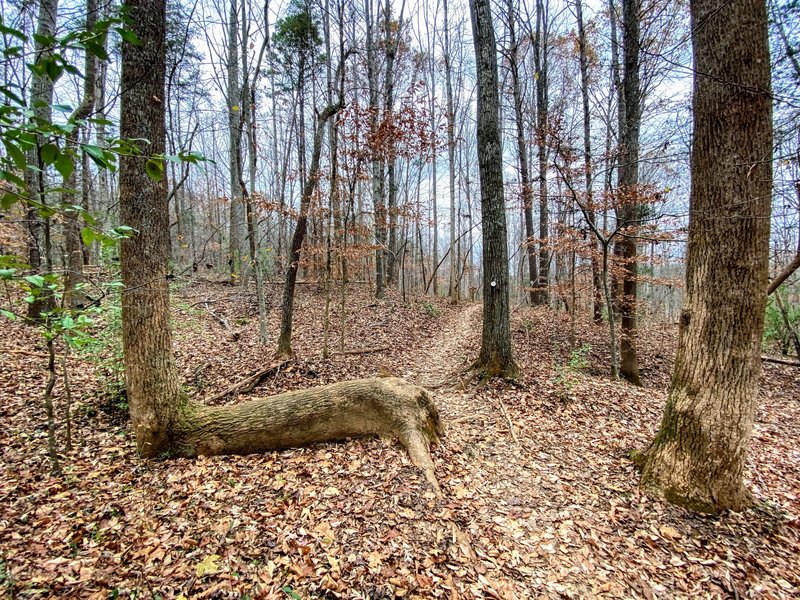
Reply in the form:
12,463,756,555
0,268,17,280
281,587,302,600
44,58,63,82
40,142,58,166
0,309,16,320
0,22,26,41
24,274,45,288
82,143,105,163
54,152,74,180
81,226,95,246
3,139,27,170
52,104,73,113
0,85,24,106
0,171,24,188
145,159,163,182
115,27,140,45
111,225,137,239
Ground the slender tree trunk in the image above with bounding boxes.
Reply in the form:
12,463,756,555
614,0,643,385
444,0,459,303
638,0,772,512
575,0,603,323
276,102,342,358
227,0,244,282
365,0,386,298
25,0,59,320
469,0,517,378
63,0,97,308
532,0,550,306
506,0,537,304
384,0,402,287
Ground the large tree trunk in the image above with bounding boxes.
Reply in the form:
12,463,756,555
469,0,518,379
637,0,772,513
120,0,182,455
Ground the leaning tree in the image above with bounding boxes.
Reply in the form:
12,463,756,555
635,0,773,512
118,0,442,492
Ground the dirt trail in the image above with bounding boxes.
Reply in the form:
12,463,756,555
404,302,482,388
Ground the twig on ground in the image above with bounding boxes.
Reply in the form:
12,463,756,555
203,361,289,403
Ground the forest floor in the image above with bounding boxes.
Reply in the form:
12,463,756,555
1,280,799,599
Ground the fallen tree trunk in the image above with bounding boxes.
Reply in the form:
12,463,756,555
762,355,800,367
174,377,444,492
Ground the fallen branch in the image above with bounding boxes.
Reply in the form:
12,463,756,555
496,397,519,445
332,346,389,356
203,361,289,403
2,349,48,358
762,355,800,367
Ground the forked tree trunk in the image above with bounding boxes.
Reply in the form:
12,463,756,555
119,0,442,492
637,0,772,513
469,0,517,379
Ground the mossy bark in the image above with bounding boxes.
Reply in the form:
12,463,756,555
638,0,772,514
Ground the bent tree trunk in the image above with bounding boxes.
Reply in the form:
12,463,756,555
177,377,442,490
119,0,441,491
636,0,772,513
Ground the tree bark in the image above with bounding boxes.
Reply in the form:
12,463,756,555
25,0,59,320
469,0,518,378
120,0,183,456
227,0,244,282
575,0,603,323
532,0,550,307
638,0,772,513
444,0,459,304
64,0,97,308
176,377,442,490
615,0,643,386
506,0,537,305
366,0,386,299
